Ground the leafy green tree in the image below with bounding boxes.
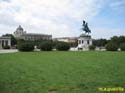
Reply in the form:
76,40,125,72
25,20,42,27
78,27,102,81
106,43,118,51
56,42,70,51
39,41,53,51
120,43,125,51
93,39,108,47
17,43,34,52
69,42,78,47
89,45,96,50
118,36,125,45
110,36,119,45
110,36,125,46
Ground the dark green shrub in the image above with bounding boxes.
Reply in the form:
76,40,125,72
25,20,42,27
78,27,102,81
105,43,118,51
3,46,10,49
18,43,34,51
51,41,60,49
56,42,70,51
39,41,52,51
89,45,96,50
120,43,125,51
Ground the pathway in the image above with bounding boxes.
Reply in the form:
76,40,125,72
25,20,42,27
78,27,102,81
0,49,18,54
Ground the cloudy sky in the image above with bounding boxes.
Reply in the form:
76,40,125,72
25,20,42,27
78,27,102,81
0,0,125,39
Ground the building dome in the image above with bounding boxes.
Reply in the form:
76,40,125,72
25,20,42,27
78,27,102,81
16,25,23,31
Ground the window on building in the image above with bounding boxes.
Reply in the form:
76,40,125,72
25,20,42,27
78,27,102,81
87,40,89,44
2,40,4,47
82,40,84,44
79,40,81,44
5,40,8,46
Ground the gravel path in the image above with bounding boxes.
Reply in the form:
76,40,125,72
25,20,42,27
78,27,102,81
0,49,18,54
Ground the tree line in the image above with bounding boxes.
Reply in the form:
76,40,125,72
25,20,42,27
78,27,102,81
92,36,125,51
2,34,125,51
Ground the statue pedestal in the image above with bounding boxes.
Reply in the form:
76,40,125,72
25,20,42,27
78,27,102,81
77,34,92,50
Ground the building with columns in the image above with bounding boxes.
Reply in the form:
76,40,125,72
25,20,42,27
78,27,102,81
14,25,52,40
53,37,78,43
0,37,11,49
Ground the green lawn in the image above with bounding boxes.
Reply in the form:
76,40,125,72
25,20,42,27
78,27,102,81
0,51,125,93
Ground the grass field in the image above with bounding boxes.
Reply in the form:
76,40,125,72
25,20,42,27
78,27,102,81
0,51,125,93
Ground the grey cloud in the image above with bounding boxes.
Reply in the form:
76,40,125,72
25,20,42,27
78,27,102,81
0,0,10,3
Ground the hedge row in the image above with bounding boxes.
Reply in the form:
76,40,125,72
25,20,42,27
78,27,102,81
17,41,70,52
17,41,125,52
56,42,70,51
105,43,118,51
89,42,125,51
2,46,10,49
105,42,125,51
89,45,96,50
39,41,53,51
18,43,34,52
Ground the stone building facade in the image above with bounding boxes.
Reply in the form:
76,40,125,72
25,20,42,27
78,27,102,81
53,37,78,43
14,25,52,40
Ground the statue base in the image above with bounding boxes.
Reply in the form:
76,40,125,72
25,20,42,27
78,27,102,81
77,34,92,50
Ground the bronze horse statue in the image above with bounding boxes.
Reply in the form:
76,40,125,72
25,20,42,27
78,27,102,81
82,20,91,34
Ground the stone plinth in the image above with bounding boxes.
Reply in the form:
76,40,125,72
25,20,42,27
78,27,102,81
77,34,92,50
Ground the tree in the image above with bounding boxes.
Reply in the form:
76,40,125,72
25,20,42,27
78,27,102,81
2,34,17,46
69,41,78,47
17,42,34,52
105,43,118,51
110,36,119,45
93,39,108,47
120,43,125,51
118,36,125,45
110,36,125,46
89,45,96,50
56,42,70,51
39,41,53,51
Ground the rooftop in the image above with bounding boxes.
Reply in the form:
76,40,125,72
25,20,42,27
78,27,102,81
0,37,11,39
16,25,24,31
22,33,52,36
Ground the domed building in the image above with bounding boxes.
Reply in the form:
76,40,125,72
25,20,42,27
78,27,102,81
14,25,26,38
16,25,24,31
13,25,52,40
